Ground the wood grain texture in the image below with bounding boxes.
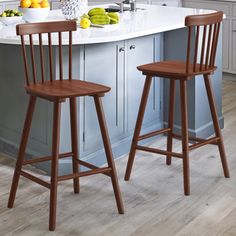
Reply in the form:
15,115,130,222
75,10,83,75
139,11,223,78
24,80,111,101
0,78,236,235
137,61,217,79
9,20,122,231
128,11,228,196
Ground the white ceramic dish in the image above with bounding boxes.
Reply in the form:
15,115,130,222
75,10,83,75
0,16,23,25
18,7,50,22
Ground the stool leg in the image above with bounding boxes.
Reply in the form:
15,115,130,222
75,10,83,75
124,76,153,181
166,80,176,165
204,74,230,178
49,101,61,231
180,80,190,196
93,95,124,214
8,96,37,208
69,97,80,193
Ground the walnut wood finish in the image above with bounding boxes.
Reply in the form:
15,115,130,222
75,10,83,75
124,11,230,195
8,21,124,231
166,80,176,165
124,76,153,181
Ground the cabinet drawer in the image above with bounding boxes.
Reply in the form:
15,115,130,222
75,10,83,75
233,4,236,17
151,0,180,7
183,1,231,17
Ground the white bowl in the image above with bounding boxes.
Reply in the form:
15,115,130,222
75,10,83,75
0,16,23,25
18,7,50,23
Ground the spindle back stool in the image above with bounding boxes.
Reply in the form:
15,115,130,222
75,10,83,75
124,11,230,195
7,20,124,231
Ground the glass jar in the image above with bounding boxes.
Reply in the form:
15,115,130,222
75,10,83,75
60,0,88,20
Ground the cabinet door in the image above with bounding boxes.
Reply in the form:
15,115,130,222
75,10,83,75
233,4,236,17
222,19,230,71
82,41,125,155
232,20,236,72
126,35,162,132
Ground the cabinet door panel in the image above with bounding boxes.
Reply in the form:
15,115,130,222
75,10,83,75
222,19,230,71
232,20,236,72
127,35,161,132
83,42,125,154
233,4,236,17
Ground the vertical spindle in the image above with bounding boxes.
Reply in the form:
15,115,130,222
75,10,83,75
20,35,30,86
186,26,192,73
200,25,206,71
193,25,199,72
48,33,53,82
69,31,72,80
29,34,36,84
205,24,212,69
39,33,45,83
58,32,63,81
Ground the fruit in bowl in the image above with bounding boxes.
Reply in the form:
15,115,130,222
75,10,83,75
0,9,23,25
19,0,50,22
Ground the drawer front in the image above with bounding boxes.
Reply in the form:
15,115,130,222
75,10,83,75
183,0,231,17
233,4,236,17
151,0,180,7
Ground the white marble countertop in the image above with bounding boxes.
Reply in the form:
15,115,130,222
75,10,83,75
0,4,215,45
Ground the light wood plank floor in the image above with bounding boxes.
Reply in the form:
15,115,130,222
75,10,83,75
1,78,236,236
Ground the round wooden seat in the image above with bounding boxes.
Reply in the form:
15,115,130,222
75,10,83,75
137,61,217,79
25,79,111,101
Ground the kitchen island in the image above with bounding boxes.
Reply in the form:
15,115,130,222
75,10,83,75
0,5,224,174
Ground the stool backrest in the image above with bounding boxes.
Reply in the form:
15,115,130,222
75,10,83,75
16,21,77,86
185,11,223,73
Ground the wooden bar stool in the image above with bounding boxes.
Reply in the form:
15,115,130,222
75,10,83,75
7,21,124,231
124,11,230,195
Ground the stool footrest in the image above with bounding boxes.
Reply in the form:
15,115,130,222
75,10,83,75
136,145,183,158
20,170,51,189
23,152,73,165
172,133,218,143
58,167,112,181
189,136,220,150
76,159,111,177
138,128,171,141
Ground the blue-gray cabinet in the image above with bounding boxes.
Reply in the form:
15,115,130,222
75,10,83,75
82,41,125,155
126,35,162,133
80,34,163,159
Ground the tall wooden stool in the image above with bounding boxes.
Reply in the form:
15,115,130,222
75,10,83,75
7,21,124,231
124,11,230,195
